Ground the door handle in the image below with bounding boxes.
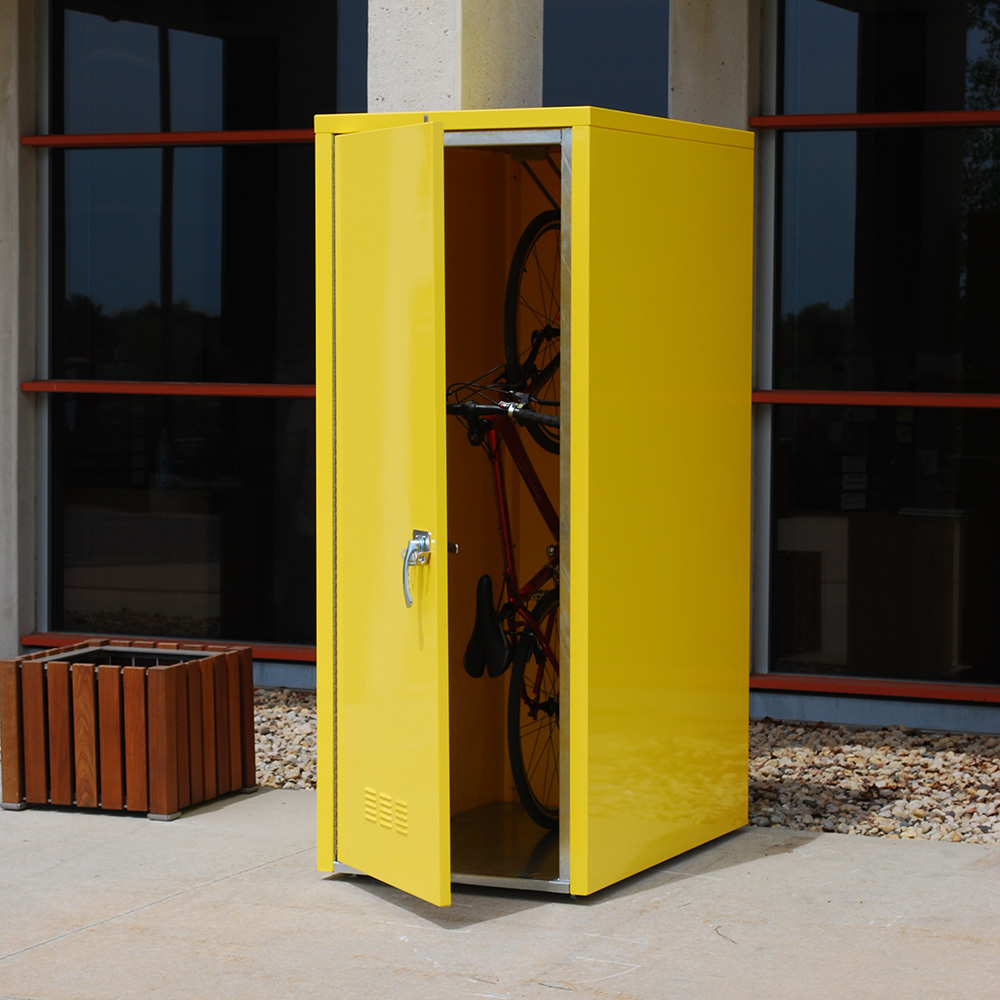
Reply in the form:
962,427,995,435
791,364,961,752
401,530,431,608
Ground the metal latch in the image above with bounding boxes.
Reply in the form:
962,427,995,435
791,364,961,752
401,530,431,608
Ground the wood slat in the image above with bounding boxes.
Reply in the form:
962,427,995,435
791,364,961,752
147,666,179,817
175,665,191,810
46,661,74,805
186,661,204,805
238,648,257,789
21,661,48,803
122,666,148,812
71,664,99,808
213,655,232,795
199,659,218,801
0,660,25,805
226,651,242,790
97,665,125,810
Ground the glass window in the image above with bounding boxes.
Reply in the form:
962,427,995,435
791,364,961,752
45,0,364,647
53,144,315,383
543,0,669,117
777,127,1000,392
781,0,1000,114
56,0,364,132
782,0,858,114
53,395,316,644
772,404,1000,683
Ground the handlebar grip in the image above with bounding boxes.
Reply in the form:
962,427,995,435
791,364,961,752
446,400,559,429
513,409,560,428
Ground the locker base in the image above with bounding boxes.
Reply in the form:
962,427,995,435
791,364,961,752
333,801,571,895
450,801,569,893
451,801,561,885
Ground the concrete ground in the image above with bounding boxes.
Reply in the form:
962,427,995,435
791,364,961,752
1,789,998,1000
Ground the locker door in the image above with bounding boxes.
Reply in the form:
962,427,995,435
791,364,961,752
334,122,452,906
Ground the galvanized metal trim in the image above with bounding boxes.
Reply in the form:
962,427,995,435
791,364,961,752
451,872,571,894
334,861,573,895
558,127,572,887
752,5,779,672
333,860,365,877
442,129,563,147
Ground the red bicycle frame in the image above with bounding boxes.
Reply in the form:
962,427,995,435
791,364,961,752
483,415,559,673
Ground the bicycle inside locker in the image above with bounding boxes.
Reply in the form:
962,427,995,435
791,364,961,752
441,137,567,887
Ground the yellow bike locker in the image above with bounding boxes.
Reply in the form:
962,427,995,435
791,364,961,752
315,107,754,907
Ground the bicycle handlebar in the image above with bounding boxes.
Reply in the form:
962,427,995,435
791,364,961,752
446,400,560,429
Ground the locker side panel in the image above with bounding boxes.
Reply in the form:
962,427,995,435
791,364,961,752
570,123,754,895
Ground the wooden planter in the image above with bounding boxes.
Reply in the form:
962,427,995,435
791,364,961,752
0,640,256,820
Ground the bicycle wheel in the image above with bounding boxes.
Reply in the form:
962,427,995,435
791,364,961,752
507,588,560,829
503,209,561,454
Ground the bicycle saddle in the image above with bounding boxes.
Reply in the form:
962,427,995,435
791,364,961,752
463,574,511,678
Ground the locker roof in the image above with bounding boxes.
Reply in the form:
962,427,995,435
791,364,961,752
313,106,754,150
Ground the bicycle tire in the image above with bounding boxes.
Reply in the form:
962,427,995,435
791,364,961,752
503,209,561,454
507,589,560,829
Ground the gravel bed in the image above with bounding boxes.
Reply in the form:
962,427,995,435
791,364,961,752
255,688,317,789
750,719,1000,843
256,691,1000,844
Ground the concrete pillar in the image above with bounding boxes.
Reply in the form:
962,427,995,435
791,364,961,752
669,0,763,129
368,0,543,112
0,0,39,652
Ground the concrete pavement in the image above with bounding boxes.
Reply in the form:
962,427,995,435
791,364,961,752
1,788,998,999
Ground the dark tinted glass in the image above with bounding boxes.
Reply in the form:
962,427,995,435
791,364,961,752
57,0,365,133
53,144,315,383
772,404,1000,683
776,127,1000,391
53,394,316,644
543,0,669,117
782,0,1000,114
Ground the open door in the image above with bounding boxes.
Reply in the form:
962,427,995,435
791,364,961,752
334,122,452,906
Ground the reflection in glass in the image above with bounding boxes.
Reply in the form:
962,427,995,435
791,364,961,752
58,1,350,132
544,0,669,117
772,405,1000,684
64,13,161,133
782,0,1000,114
54,144,314,383
782,0,858,114
63,11,223,133
54,395,316,644
777,127,1000,391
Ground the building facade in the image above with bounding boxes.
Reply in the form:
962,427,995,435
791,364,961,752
2,0,999,731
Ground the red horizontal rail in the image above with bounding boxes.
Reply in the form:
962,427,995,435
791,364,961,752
21,632,317,664
22,379,315,398
22,632,997,700
21,128,314,149
752,389,1000,409
751,672,1000,704
751,110,1000,131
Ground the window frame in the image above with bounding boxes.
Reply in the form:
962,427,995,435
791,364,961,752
20,124,318,662
751,0,1000,701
